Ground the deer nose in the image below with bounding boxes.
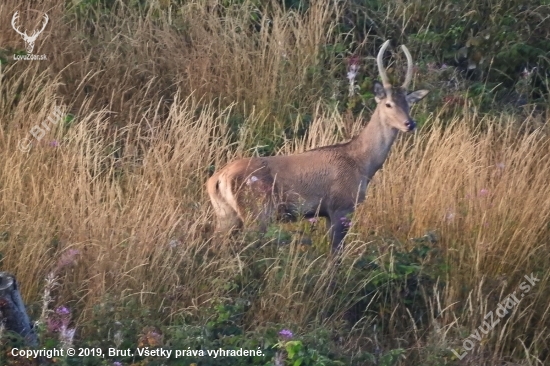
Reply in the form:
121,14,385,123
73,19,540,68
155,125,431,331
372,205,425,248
404,119,416,131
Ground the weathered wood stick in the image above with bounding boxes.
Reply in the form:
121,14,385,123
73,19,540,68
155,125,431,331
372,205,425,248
0,272,38,346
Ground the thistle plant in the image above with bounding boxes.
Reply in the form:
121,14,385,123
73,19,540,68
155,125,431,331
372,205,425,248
37,248,80,349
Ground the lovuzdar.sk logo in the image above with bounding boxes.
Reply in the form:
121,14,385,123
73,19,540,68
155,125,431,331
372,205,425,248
11,10,49,61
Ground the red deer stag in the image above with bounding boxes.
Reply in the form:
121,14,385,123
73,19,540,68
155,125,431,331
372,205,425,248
207,40,429,252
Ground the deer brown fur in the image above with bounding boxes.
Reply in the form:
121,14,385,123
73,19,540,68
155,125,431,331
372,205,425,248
207,40,429,252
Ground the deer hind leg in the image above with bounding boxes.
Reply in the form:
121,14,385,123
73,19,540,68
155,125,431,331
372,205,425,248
238,178,276,234
207,173,243,233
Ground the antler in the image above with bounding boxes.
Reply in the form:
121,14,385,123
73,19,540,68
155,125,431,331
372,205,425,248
29,13,48,40
11,11,26,37
376,40,392,88
377,40,415,90
11,12,48,40
401,45,413,89
35,13,49,37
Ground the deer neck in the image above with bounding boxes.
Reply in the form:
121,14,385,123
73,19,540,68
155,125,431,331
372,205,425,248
349,108,399,178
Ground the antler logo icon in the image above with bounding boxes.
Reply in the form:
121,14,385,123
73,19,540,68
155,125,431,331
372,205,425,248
11,11,49,54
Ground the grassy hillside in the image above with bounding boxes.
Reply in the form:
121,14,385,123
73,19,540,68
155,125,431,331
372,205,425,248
1,0,549,365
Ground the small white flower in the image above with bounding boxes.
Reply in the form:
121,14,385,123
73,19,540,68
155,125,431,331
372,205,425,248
246,176,259,185
347,68,358,82
168,239,181,248
59,326,76,349
445,211,456,222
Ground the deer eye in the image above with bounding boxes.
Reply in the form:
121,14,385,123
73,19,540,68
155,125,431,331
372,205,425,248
385,103,392,108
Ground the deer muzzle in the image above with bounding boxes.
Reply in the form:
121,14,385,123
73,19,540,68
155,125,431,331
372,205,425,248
404,119,417,132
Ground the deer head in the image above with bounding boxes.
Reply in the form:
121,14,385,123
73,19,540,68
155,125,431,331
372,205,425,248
373,40,429,133
11,11,49,54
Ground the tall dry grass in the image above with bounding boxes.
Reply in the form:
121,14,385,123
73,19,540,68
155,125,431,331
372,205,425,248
1,0,549,364
360,111,550,362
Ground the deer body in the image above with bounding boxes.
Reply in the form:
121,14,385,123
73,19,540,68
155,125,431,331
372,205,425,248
207,40,429,252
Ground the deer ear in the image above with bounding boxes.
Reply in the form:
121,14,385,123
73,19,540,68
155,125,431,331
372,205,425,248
406,89,429,104
373,81,386,103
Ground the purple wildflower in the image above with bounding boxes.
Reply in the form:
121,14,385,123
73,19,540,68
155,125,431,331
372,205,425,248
278,329,293,340
47,318,62,333
50,140,59,147
113,362,123,366
340,216,352,228
55,306,70,315
47,306,71,333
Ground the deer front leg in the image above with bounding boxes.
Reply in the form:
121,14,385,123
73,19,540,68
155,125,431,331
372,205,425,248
328,208,353,253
